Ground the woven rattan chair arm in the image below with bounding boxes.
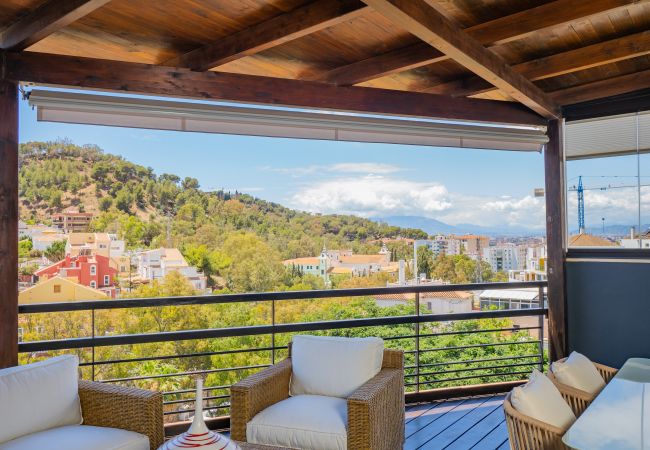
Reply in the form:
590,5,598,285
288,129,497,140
229,358,292,442
347,368,405,450
78,380,163,450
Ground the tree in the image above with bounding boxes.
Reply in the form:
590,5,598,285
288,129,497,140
18,238,33,259
416,246,435,279
44,240,66,262
182,177,200,190
221,232,284,292
183,244,231,287
99,196,113,211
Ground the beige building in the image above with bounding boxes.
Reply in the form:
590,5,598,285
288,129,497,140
66,233,125,258
19,276,109,304
51,208,94,233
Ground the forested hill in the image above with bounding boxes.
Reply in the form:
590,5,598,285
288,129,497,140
19,140,428,290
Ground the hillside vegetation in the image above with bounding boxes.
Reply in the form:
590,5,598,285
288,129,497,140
19,140,430,291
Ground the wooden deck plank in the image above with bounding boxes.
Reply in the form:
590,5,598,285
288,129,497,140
496,439,510,450
404,396,492,449
443,399,506,449
405,401,446,424
417,395,504,449
471,420,509,449
405,398,468,439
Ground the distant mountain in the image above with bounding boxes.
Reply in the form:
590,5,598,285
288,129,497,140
374,215,544,237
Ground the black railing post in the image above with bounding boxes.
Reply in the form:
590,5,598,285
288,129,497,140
538,285,545,372
91,308,96,381
415,292,420,392
271,299,276,365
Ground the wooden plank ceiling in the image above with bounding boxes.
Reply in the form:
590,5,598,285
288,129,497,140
1,0,650,119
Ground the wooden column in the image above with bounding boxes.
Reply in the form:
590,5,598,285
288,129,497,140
544,119,567,361
0,80,19,368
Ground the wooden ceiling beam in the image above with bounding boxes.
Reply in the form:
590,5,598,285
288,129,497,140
315,0,640,86
165,0,369,71
3,51,545,125
424,30,650,97
361,0,560,118
551,69,650,105
0,0,111,51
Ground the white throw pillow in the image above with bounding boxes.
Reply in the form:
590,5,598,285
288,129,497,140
0,355,83,444
511,369,576,430
290,335,384,398
551,351,606,395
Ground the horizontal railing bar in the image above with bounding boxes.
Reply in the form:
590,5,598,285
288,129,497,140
405,370,531,386
18,308,546,352
164,405,229,416
381,326,541,342
164,394,230,405
79,346,282,367
163,384,232,395
416,354,542,369
417,340,541,353
18,281,547,313
100,364,269,383
406,361,539,378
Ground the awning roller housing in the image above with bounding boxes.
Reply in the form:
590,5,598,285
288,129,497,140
28,90,549,152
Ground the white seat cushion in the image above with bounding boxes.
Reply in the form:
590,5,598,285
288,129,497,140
551,351,606,395
247,395,347,450
0,425,149,450
511,369,576,431
290,335,383,398
0,355,82,444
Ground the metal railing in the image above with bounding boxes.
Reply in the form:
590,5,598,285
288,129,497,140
17,281,547,425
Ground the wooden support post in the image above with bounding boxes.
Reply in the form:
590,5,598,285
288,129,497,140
0,79,19,369
544,119,567,361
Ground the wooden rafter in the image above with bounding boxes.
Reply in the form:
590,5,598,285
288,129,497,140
361,0,561,118
0,0,111,51
551,69,650,105
165,0,368,71
315,0,641,86
3,52,545,125
424,30,650,97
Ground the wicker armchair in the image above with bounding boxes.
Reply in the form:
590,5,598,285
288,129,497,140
230,347,404,450
504,392,572,450
79,380,164,450
547,358,617,416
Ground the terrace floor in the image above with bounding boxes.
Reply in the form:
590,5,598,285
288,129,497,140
223,394,509,449
404,394,508,449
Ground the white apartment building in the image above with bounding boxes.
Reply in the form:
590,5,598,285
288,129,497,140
482,245,519,272
137,248,207,291
66,233,125,258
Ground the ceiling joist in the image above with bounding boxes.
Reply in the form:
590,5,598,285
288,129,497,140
315,0,641,86
551,69,650,105
4,51,546,126
0,0,112,51
165,0,368,71
424,30,650,97
361,0,561,118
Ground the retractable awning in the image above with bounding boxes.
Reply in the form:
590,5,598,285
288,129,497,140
566,112,650,160
28,90,548,152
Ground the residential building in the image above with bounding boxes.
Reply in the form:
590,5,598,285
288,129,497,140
453,235,490,260
136,248,207,291
479,288,543,310
620,229,650,249
569,233,616,247
19,276,109,304
34,252,118,298
483,245,519,272
51,208,94,233
373,290,472,315
66,233,125,258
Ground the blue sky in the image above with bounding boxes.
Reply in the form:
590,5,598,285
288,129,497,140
20,92,645,231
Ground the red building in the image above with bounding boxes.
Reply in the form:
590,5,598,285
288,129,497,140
34,252,118,298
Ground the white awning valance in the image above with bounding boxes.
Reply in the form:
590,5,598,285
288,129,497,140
28,90,549,152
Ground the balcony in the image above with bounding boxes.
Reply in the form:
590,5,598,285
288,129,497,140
17,281,546,447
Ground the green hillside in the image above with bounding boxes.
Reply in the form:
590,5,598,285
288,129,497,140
19,140,429,291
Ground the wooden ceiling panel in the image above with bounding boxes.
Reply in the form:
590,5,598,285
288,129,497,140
217,9,415,80
0,0,49,30
28,0,311,64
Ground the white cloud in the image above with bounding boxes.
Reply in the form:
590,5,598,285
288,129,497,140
290,175,547,230
259,162,403,177
291,175,451,217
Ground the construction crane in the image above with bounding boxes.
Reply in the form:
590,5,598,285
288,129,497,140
568,176,650,233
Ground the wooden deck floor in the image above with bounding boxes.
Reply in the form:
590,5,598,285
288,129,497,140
405,394,508,450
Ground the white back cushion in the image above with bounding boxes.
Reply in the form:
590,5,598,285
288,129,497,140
290,335,384,398
551,351,606,395
0,355,82,444
511,369,576,431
